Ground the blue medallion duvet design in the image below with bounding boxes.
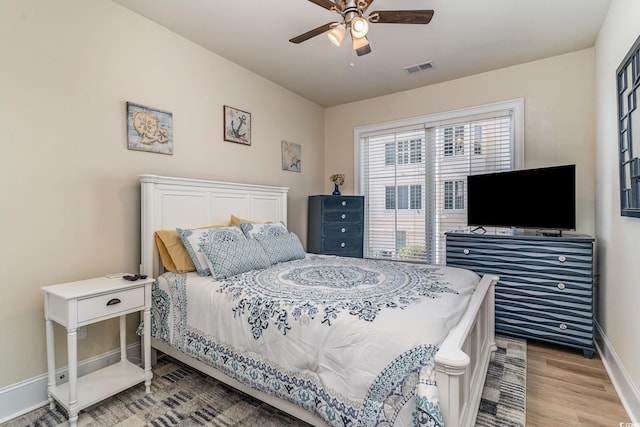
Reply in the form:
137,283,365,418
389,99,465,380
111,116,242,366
150,255,479,427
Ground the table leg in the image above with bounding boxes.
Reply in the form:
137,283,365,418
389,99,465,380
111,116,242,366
67,328,78,427
144,305,152,393
120,315,127,362
45,318,56,410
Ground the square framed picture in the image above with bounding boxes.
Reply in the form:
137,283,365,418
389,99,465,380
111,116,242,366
126,102,173,155
282,140,301,172
224,105,251,145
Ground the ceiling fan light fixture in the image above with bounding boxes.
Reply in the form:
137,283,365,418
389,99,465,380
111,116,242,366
350,16,369,39
352,35,371,56
327,23,346,46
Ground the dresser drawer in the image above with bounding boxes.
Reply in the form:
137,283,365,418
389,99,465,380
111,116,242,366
322,223,362,237
323,197,363,211
323,211,362,223
496,310,593,347
77,286,145,323
324,237,362,253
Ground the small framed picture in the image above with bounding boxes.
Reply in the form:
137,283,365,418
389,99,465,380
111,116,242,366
224,105,251,145
126,102,173,155
282,140,301,172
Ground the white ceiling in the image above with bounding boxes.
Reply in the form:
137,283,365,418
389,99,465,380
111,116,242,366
112,0,611,107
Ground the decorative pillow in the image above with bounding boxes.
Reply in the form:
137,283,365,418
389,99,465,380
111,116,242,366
200,237,271,280
240,221,287,240
177,226,245,276
254,232,306,264
155,230,195,273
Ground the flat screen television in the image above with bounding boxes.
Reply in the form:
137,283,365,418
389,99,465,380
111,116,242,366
466,164,576,232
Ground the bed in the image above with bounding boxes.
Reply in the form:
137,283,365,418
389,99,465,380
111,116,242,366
139,174,498,427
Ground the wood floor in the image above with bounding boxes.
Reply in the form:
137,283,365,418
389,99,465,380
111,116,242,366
526,340,630,426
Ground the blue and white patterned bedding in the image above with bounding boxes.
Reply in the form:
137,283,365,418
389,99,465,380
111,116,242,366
150,254,479,427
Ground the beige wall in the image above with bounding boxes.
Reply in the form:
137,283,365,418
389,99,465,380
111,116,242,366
0,0,324,388
325,49,596,236
595,0,640,409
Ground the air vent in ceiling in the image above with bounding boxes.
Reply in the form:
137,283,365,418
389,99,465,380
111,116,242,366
403,61,433,74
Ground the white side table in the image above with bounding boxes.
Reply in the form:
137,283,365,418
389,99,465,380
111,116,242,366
42,276,154,426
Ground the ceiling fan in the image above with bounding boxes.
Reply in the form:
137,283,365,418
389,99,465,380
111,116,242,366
289,0,434,56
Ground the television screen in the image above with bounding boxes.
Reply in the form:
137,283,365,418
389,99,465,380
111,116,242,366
467,164,576,231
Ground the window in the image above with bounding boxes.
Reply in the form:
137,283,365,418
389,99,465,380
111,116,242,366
473,125,483,155
385,139,423,165
356,99,523,264
444,180,465,210
385,185,422,210
444,126,465,157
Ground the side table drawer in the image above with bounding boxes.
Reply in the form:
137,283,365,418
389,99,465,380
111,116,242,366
78,287,145,323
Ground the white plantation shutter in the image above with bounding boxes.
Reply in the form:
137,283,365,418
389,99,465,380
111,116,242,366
359,107,516,264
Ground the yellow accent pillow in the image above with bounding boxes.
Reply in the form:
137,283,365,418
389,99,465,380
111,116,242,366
155,224,229,273
155,230,195,273
230,214,271,226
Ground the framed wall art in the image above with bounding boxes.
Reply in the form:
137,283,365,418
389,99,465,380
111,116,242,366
126,102,173,155
282,140,301,172
617,34,640,217
224,105,251,145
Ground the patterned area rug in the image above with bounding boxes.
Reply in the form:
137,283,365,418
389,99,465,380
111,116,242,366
476,335,527,427
4,335,525,427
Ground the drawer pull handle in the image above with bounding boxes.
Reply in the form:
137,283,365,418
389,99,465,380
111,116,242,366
341,228,346,233
559,323,567,330
558,255,566,262
558,283,566,290
342,201,347,206
463,249,470,255
107,298,121,306
341,243,346,248
341,214,346,219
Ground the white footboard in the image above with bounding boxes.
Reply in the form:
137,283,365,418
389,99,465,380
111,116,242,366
435,273,498,427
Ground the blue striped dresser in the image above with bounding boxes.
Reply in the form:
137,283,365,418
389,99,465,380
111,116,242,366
445,231,595,358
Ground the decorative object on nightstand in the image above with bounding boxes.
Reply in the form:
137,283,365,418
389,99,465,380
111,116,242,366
42,275,154,427
329,173,344,196
307,194,364,258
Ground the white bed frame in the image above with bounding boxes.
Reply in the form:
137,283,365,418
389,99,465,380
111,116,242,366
139,174,498,427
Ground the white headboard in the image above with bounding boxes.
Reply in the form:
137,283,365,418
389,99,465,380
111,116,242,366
140,175,289,277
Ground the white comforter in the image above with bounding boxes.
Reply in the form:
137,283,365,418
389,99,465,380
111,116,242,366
150,254,479,426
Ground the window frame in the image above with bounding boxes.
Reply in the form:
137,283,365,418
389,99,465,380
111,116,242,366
354,99,524,262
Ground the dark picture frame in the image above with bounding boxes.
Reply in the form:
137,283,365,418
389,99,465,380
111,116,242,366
224,105,251,145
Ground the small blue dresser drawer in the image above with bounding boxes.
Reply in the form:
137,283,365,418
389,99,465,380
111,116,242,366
307,195,364,258
445,231,595,358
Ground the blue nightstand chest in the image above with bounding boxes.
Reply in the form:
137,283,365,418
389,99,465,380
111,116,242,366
307,195,364,258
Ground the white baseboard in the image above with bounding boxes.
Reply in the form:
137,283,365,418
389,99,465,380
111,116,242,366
594,320,640,423
0,343,142,424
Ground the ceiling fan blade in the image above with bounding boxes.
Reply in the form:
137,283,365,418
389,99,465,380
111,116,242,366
369,10,434,24
308,0,341,11
289,22,336,44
